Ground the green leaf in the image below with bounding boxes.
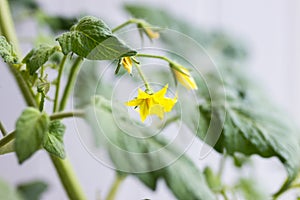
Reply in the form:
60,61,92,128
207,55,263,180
17,180,48,200
56,16,137,60
15,108,50,163
184,67,300,191
0,36,19,64
43,120,66,159
0,178,22,200
84,96,215,200
22,45,60,75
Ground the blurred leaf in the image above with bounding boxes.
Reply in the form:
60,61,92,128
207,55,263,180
236,178,269,200
39,14,78,33
22,45,60,75
10,0,39,11
73,61,113,109
43,120,66,159
56,16,136,60
15,108,49,163
184,67,300,191
84,96,216,200
0,36,19,64
0,178,22,200
17,181,47,200
124,4,247,61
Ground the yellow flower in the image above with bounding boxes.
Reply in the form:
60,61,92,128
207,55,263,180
171,64,198,90
121,57,133,74
137,21,160,40
126,84,177,122
144,27,160,39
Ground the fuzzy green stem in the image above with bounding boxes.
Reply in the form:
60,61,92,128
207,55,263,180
106,174,126,200
0,131,15,147
0,121,8,136
135,53,190,77
273,178,291,199
135,64,152,92
220,189,229,200
135,53,174,64
50,155,87,200
50,110,85,120
111,18,144,33
53,55,68,112
39,93,45,111
9,65,38,107
59,57,83,111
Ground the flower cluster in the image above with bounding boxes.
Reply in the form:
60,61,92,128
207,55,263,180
119,26,197,122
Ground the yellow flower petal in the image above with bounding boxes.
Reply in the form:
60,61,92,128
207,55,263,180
153,84,168,98
125,98,143,107
159,97,177,112
149,104,165,119
121,57,133,74
144,27,160,39
173,67,198,90
139,99,150,122
137,88,152,99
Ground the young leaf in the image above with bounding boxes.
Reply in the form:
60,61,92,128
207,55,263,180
0,36,19,64
17,180,48,200
84,96,216,200
43,120,66,159
22,45,60,75
15,108,50,163
56,16,137,60
0,178,23,200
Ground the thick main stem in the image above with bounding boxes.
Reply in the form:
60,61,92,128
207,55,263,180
0,0,37,107
50,155,86,200
0,0,20,54
0,1,86,199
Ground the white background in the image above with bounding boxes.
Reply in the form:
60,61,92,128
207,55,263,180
0,0,299,199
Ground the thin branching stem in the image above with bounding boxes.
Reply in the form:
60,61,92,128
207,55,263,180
53,55,68,112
